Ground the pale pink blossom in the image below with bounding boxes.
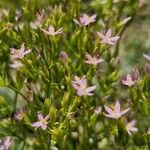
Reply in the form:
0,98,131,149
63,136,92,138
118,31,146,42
72,76,96,96
30,10,45,29
121,69,139,87
41,25,62,36
97,29,120,45
126,120,138,135
59,51,68,61
32,112,50,130
36,9,45,22
143,53,150,61
30,21,41,29
121,74,135,87
0,137,12,150
10,43,31,59
130,69,139,81
15,9,22,21
104,101,130,119
15,108,26,121
85,53,104,65
73,14,96,26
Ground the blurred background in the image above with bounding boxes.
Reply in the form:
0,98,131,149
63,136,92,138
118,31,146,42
121,0,150,72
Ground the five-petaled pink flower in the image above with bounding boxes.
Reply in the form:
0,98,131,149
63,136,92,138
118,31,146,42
41,25,62,36
126,120,138,135
143,53,150,61
10,43,31,59
121,74,135,87
32,112,50,130
73,14,96,26
97,29,120,45
85,53,104,65
72,76,96,96
121,69,139,87
104,101,130,119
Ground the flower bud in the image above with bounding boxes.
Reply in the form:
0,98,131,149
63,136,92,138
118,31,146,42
144,64,150,75
59,51,68,61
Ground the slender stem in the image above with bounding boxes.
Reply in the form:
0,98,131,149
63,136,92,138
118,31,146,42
7,85,29,102
21,140,26,150
48,133,51,150
14,92,18,113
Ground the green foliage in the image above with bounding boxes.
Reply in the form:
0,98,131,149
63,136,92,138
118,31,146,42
0,0,150,149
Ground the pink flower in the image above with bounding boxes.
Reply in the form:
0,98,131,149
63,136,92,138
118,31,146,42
126,120,138,135
97,29,120,45
10,43,31,59
121,74,135,87
104,101,130,119
30,9,45,29
73,14,96,26
59,51,68,61
15,9,22,21
32,112,50,130
130,69,139,81
15,108,26,121
85,53,104,65
41,25,62,36
143,53,150,61
36,9,45,22
0,137,12,150
121,69,139,87
72,76,96,96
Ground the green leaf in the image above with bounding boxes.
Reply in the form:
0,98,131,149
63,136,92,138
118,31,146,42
0,96,10,118
0,76,8,87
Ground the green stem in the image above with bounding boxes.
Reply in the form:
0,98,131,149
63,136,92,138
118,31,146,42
7,85,29,102
14,92,18,113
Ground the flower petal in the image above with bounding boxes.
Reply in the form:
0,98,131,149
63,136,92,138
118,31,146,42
38,113,44,120
104,105,114,115
106,29,112,37
32,121,42,127
72,83,80,91
97,32,105,39
41,124,47,130
85,86,96,93
143,53,150,61
120,108,130,116
110,36,120,42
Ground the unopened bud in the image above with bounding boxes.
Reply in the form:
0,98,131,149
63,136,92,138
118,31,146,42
59,51,68,61
144,64,150,75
